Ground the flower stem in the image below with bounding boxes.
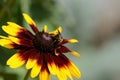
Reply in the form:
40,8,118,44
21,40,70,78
24,69,31,80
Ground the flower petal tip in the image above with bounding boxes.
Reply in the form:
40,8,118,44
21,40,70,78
71,51,80,57
42,25,47,32
69,39,79,43
58,26,62,33
22,13,29,18
22,13,36,26
48,26,62,35
0,35,7,39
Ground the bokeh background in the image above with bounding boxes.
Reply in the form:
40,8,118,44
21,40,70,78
0,0,120,80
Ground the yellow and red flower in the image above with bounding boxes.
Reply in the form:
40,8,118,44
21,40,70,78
0,13,81,80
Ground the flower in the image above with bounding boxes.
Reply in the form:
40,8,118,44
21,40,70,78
0,13,81,80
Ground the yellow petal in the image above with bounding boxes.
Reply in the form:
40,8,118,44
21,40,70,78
26,49,39,69
9,60,25,68
31,64,42,78
7,53,25,68
57,26,62,33
39,69,50,80
0,39,14,48
68,39,78,43
23,13,39,33
49,26,62,35
57,67,67,80
23,13,36,26
8,36,32,47
8,36,21,45
47,61,59,75
63,66,73,80
62,39,79,44
57,66,73,80
7,53,19,65
43,25,47,32
26,59,37,69
68,62,81,78
2,22,23,36
70,51,80,57
7,22,22,28
0,36,8,39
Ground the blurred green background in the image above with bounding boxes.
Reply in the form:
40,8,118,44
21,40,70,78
0,0,120,80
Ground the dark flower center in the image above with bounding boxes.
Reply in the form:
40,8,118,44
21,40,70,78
33,32,62,53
